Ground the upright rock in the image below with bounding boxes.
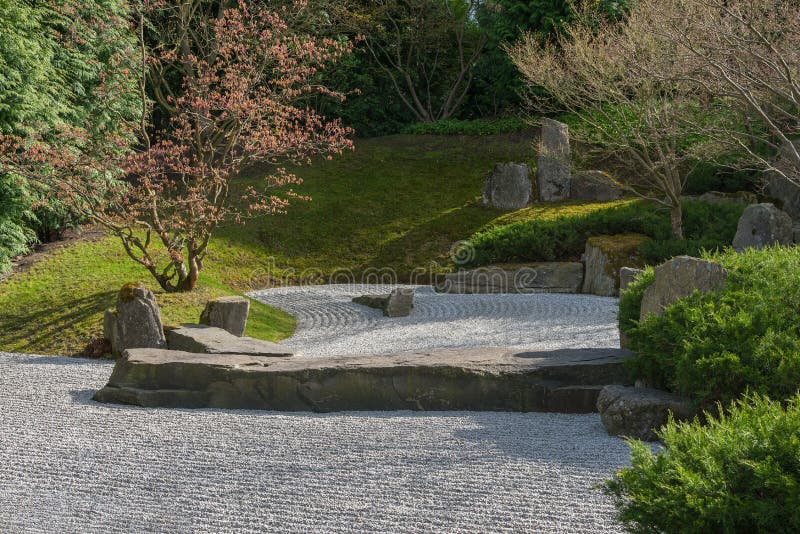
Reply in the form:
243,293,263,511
582,234,648,297
619,267,644,292
200,296,250,337
537,118,570,201
732,203,793,251
569,170,623,202
482,163,532,210
597,385,693,441
106,283,166,355
640,256,727,320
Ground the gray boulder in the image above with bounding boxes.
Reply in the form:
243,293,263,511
166,324,292,357
619,267,644,292
106,283,166,355
537,118,570,202
352,288,414,317
597,385,693,441
482,163,532,210
582,234,648,297
200,296,250,337
640,256,727,320
569,170,623,202
765,174,800,220
732,203,793,251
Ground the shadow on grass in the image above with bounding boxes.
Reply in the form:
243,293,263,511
3,290,117,352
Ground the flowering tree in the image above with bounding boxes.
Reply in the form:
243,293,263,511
1,0,353,292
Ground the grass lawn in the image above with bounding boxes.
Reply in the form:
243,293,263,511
0,132,624,355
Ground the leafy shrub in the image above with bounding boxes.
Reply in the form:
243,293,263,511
402,118,529,136
627,246,800,406
618,266,653,340
0,175,36,273
606,394,800,533
466,199,743,267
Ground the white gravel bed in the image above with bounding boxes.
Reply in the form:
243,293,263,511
248,284,620,356
0,352,632,533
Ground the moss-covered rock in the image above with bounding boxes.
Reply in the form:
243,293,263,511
582,234,650,297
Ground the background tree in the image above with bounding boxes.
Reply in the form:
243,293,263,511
1,0,353,292
357,0,488,123
508,4,714,239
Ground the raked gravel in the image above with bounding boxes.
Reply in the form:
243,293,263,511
248,284,620,356
1,286,632,532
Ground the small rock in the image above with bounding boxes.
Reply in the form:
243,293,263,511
597,385,693,441
569,170,623,202
619,267,644,291
537,118,570,202
111,283,166,354
200,296,250,337
582,234,649,297
640,256,727,320
732,203,793,251
482,163,532,210
166,324,292,357
353,289,414,317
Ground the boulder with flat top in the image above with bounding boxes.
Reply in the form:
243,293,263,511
200,296,250,337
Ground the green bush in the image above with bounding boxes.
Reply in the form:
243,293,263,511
627,246,800,407
402,118,529,136
466,199,743,268
618,266,653,341
606,394,800,533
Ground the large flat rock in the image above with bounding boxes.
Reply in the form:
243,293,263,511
93,347,633,413
166,325,293,357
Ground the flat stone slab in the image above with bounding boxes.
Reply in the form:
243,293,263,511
166,325,293,357
93,347,632,413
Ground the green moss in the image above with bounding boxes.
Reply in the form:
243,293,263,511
117,281,142,304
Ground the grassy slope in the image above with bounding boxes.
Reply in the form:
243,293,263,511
0,133,621,355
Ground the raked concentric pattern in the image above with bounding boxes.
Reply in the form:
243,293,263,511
248,284,620,356
0,352,632,533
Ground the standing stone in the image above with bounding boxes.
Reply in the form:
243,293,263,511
537,118,571,201
482,163,532,210
569,170,623,202
732,203,793,251
619,267,644,292
385,288,414,317
112,283,166,353
640,256,727,320
200,296,250,337
582,234,649,297
597,385,693,442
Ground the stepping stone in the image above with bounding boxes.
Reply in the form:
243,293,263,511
166,324,292,357
92,347,633,412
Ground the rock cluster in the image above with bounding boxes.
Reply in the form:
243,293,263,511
352,288,414,317
481,163,532,210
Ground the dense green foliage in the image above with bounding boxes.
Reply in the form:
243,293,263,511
0,0,138,272
618,266,653,342
625,246,800,407
606,394,800,533
466,199,744,267
402,117,528,135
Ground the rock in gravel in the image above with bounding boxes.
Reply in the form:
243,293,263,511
93,347,633,412
200,296,250,337
569,170,623,202
435,263,584,294
619,267,644,292
597,385,693,441
482,163,532,210
537,118,571,202
640,256,727,320
166,324,292,357
106,283,166,355
352,288,414,317
732,203,793,251
582,234,649,297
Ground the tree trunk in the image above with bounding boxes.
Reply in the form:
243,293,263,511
670,202,683,240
